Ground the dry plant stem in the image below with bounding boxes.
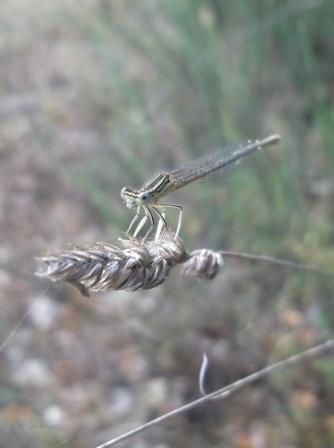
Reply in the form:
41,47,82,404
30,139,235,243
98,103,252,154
35,232,332,295
95,339,334,448
220,251,332,277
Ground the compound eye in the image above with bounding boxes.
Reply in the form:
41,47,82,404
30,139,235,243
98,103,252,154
139,192,149,202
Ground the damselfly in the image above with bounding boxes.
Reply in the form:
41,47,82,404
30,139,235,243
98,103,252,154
121,134,281,241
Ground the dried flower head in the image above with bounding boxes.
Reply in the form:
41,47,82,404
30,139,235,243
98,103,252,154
182,249,224,280
35,232,224,296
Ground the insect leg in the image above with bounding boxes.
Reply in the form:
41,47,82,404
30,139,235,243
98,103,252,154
141,206,155,243
125,205,142,237
158,203,183,239
133,210,149,239
152,206,167,241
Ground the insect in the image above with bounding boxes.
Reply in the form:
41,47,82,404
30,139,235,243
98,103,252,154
121,134,281,241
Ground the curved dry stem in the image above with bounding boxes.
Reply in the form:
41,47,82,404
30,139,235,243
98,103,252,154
95,339,334,448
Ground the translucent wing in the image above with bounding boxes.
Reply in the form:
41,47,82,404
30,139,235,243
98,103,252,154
168,135,280,190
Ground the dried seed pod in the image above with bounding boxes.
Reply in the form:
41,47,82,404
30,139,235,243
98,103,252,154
36,233,197,295
182,249,224,280
35,230,330,296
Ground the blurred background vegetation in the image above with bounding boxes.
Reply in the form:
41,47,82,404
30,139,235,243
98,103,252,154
0,0,333,447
